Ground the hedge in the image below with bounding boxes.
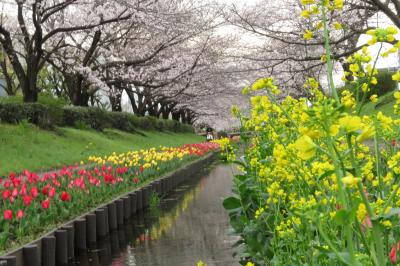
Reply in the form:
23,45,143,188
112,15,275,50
0,103,194,133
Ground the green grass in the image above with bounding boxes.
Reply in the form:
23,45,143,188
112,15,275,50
0,123,203,176
359,91,399,118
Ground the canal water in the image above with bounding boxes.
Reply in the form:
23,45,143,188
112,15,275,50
75,164,239,266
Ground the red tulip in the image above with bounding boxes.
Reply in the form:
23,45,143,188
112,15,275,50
48,187,56,198
30,186,39,198
390,246,397,264
23,195,32,206
42,187,48,196
16,210,24,219
2,190,11,200
41,198,50,209
392,139,397,147
133,177,139,184
3,181,10,188
11,177,21,187
60,191,71,202
3,209,12,220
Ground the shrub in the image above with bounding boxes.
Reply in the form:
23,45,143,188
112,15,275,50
0,100,194,133
62,106,110,131
135,116,156,130
218,130,228,138
0,102,57,129
108,112,135,132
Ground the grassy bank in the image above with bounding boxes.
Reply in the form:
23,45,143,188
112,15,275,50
0,123,203,176
359,91,398,117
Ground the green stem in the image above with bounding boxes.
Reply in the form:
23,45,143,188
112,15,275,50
326,135,356,264
374,129,383,198
356,182,385,266
317,221,347,264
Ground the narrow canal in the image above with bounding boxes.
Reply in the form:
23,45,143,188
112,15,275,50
75,164,239,266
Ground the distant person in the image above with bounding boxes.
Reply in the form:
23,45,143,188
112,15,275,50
206,132,214,142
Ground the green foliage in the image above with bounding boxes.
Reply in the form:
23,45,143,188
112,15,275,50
218,130,228,138
0,102,60,129
108,112,137,132
149,192,161,211
0,96,194,133
37,92,68,107
62,106,110,131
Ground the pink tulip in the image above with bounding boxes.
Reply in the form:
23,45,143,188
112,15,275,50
11,188,18,198
48,187,56,198
16,210,24,219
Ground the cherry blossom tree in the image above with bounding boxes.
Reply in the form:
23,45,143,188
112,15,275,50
225,0,377,94
0,0,132,102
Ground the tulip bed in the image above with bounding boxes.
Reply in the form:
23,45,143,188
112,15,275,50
0,142,219,253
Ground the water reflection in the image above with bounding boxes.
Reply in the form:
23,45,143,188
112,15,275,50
74,164,238,266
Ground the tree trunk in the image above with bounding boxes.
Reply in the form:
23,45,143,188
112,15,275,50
126,89,146,116
64,73,90,106
109,89,122,112
181,110,187,124
160,105,170,119
172,110,181,121
22,87,38,102
22,62,39,102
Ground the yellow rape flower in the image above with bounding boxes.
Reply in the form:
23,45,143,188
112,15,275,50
334,0,344,9
333,22,342,30
301,0,315,5
338,115,363,132
349,63,360,74
381,220,392,228
294,135,317,160
231,105,240,117
392,71,400,81
394,91,400,100
356,203,367,221
356,125,375,142
329,124,340,136
303,30,313,40
370,94,378,103
387,26,398,35
341,174,360,187
301,10,311,18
